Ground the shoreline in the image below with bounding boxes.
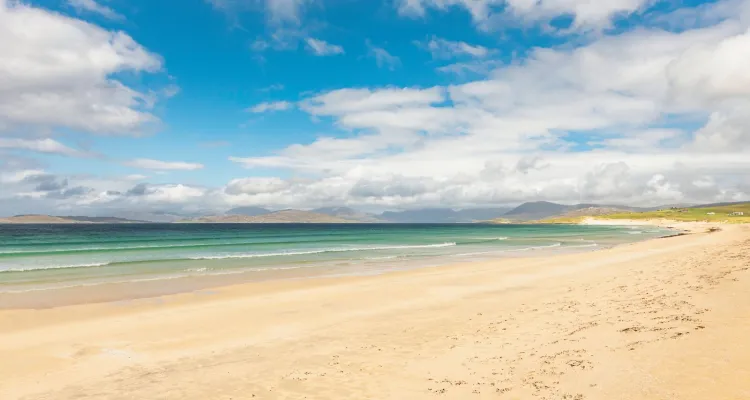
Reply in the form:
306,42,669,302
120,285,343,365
0,221,682,310
1,222,747,399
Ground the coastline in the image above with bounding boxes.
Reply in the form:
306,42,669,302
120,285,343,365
1,221,748,399
0,222,676,309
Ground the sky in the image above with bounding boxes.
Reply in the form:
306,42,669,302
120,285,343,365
1,0,749,216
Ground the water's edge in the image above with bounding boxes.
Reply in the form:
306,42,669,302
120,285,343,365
0,223,677,309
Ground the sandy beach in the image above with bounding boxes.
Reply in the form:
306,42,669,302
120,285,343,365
1,221,749,399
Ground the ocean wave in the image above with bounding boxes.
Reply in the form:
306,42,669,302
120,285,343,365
451,250,502,257
0,262,110,273
627,231,643,235
364,255,400,260
505,242,562,252
567,243,598,248
188,242,457,260
0,239,347,256
451,242,563,257
1,243,456,272
0,236,400,257
0,243,247,255
0,230,373,249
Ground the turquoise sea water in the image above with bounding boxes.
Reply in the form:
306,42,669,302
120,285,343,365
0,223,672,294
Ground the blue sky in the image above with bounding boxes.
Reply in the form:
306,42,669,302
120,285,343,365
1,0,749,216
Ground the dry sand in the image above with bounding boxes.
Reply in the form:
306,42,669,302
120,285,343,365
1,222,749,399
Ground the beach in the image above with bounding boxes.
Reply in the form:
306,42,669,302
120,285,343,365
1,221,749,399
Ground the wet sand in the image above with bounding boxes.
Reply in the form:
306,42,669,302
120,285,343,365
1,221,749,399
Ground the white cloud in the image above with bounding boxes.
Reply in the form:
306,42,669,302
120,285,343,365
397,0,655,30
0,0,165,135
0,138,90,157
419,36,490,59
690,102,750,151
396,0,498,21
0,169,45,185
226,1,750,209
305,38,344,56
301,87,445,116
504,0,654,29
225,177,291,195
6,0,750,215
366,41,401,70
124,159,204,171
247,101,293,113
136,184,207,204
68,0,124,21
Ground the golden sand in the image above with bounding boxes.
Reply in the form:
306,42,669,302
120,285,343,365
1,221,749,399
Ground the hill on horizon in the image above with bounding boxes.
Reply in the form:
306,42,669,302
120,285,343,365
380,207,512,223
541,202,750,224
502,201,653,221
5,201,746,224
182,210,357,224
312,207,384,223
226,206,272,216
0,215,147,224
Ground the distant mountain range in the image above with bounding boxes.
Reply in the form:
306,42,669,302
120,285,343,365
379,208,512,223
226,206,272,216
104,210,192,223
223,206,512,223
0,215,148,224
500,201,654,221
312,207,383,223
3,201,746,224
181,210,356,224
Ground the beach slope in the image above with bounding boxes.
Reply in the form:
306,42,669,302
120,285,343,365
1,224,749,399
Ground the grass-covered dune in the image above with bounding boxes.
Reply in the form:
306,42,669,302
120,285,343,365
539,203,750,224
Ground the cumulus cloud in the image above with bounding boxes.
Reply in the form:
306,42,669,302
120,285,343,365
301,87,445,116
23,174,69,192
0,138,91,157
0,0,165,136
225,177,291,195
396,0,655,30
5,0,750,216
124,159,204,171
225,1,750,209
131,184,207,203
690,103,750,151
516,156,549,174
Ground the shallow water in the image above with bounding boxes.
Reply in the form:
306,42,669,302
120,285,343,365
0,223,672,294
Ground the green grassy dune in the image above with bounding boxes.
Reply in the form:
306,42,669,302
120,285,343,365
540,203,750,224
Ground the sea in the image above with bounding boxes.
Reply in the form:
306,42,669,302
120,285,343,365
0,223,673,296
